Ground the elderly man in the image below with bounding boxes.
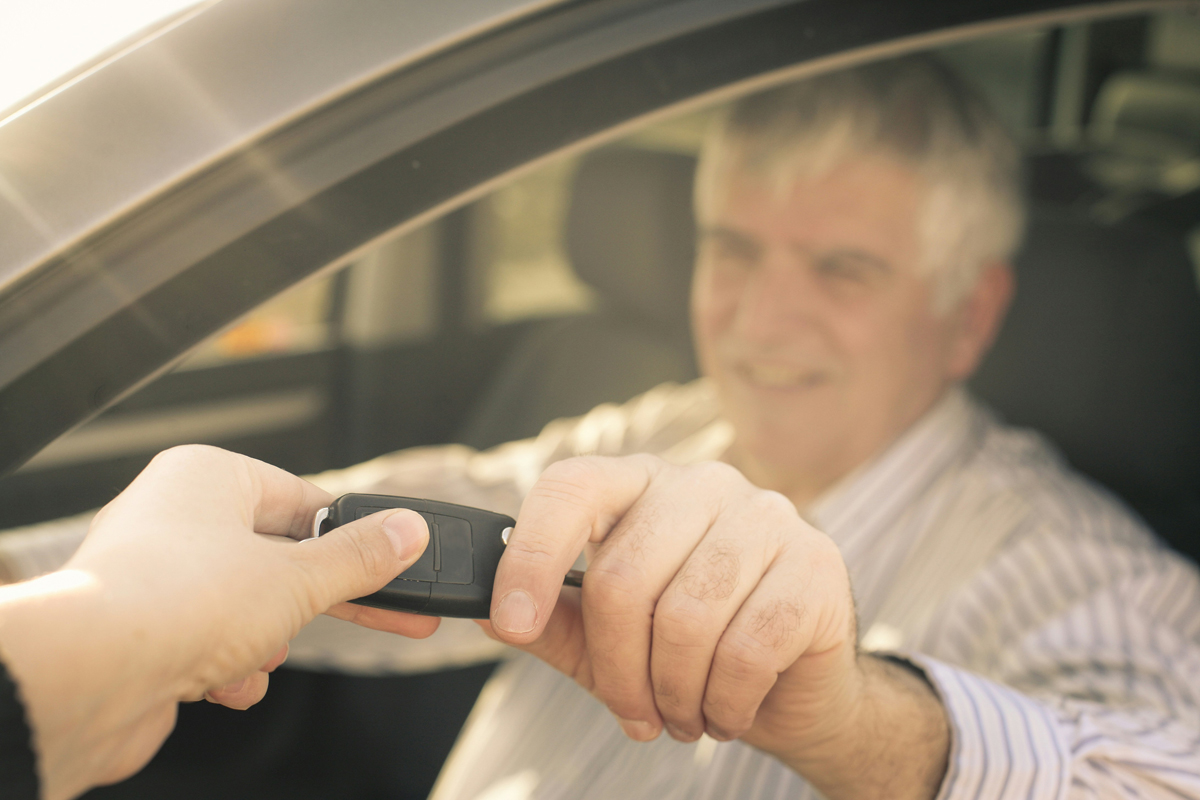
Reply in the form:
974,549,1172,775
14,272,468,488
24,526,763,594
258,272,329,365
309,57,1200,799
4,56,1199,798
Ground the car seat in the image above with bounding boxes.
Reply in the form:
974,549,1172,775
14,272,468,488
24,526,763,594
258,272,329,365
971,208,1200,561
455,147,699,450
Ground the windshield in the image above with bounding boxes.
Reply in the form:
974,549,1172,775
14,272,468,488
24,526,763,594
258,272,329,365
0,0,209,118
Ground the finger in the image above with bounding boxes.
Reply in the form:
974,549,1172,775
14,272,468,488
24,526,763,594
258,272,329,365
205,670,269,710
261,644,289,673
581,463,747,740
288,509,429,616
131,446,331,541
323,602,442,638
231,452,335,541
479,588,595,689
490,455,661,644
701,535,846,741
649,490,790,741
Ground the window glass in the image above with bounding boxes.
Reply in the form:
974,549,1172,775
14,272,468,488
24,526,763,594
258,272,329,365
473,158,595,324
472,110,716,326
341,222,441,346
1149,10,1200,71
175,218,441,369
0,0,206,116
937,31,1052,137
621,108,716,155
176,274,336,370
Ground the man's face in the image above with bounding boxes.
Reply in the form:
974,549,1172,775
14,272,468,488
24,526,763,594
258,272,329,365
692,153,978,502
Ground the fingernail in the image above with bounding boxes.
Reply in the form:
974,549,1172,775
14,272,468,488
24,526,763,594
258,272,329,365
706,724,734,741
493,590,537,634
223,678,247,694
617,718,659,742
665,723,695,742
383,510,427,559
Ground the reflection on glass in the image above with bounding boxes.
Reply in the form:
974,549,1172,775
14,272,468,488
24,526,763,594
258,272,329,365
0,0,206,116
178,275,335,369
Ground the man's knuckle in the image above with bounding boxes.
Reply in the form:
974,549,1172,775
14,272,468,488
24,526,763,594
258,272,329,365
653,596,719,648
604,698,651,723
748,598,806,651
537,457,606,498
583,562,646,611
751,489,797,521
688,460,741,488
149,443,217,471
626,452,665,474
676,545,741,602
506,532,561,567
652,674,685,708
714,629,777,680
702,697,756,738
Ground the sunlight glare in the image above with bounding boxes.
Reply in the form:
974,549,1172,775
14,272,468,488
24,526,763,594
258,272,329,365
0,0,206,117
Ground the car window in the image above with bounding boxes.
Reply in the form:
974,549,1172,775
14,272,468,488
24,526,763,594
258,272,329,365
176,274,337,370
472,158,595,325
176,218,442,370
6,7,1200,532
938,30,1054,138
466,106,719,334
341,222,442,347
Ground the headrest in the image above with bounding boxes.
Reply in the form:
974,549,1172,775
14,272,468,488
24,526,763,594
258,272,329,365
1091,71,1200,157
972,209,1200,557
1086,71,1200,198
565,147,696,340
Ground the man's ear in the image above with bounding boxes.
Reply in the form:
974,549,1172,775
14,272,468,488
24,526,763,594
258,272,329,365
946,262,1014,380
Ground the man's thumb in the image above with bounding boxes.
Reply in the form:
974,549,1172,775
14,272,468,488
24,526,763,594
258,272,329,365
292,509,429,612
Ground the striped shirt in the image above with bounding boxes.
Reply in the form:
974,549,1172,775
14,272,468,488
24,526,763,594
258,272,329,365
3,380,1198,797
408,381,1198,800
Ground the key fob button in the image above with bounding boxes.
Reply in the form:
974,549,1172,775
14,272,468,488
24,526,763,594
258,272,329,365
434,515,473,585
398,512,438,582
319,493,515,618
354,505,438,582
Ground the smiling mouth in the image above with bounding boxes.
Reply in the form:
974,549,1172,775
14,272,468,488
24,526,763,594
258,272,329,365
735,362,828,390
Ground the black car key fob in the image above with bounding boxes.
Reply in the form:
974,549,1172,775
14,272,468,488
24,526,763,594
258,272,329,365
313,493,515,618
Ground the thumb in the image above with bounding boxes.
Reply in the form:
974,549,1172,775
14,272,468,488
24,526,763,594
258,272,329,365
290,509,429,614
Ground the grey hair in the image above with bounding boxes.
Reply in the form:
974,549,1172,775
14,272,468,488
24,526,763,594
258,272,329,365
695,55,1026,313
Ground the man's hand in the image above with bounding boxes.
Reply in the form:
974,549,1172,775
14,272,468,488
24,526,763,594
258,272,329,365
481,455,948,800
0,445,433,800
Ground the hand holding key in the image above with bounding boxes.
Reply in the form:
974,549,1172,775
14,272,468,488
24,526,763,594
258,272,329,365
0,445,433,800
474,454,946,800
313,494,584,618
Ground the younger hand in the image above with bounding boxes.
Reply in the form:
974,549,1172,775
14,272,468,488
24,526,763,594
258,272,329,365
0,445,433,800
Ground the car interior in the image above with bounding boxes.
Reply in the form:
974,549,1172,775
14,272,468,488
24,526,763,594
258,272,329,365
0,9,1194,800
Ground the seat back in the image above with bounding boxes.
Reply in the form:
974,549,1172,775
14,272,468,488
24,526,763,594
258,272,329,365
971,209,1200,560
455,147,698,449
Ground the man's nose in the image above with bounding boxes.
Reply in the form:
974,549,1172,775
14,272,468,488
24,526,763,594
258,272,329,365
733,252,818,344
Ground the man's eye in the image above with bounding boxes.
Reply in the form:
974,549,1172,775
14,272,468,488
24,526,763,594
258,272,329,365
706,239,757,269
815,254,880,283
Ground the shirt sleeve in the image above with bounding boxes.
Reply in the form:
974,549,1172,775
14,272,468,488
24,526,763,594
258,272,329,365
903,543,1200,800
0,660,39,800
